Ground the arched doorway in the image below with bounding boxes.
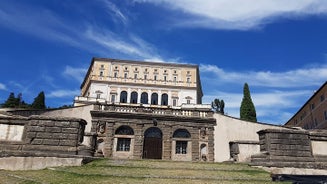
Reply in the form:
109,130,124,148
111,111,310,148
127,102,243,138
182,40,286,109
143,127,162,159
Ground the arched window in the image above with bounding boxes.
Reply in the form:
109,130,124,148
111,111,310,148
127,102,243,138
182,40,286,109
115,126,134,152
173,129,191,154
141,92,148,104
120,91,127,103
151,93,158,105
115,125,134,135
161,93,168,106
130,91,138,104
173,129,191,138
144,127,162,138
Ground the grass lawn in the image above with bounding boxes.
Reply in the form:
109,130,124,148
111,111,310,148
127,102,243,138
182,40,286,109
0,159,289,184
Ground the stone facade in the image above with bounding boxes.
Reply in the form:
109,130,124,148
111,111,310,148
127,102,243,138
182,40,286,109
91,104,216,161
251,128,327,169
74,57,203,107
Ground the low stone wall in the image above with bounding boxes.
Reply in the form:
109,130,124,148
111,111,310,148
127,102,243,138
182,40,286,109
0,115,88,157
229,140,259,162
251,128,327,170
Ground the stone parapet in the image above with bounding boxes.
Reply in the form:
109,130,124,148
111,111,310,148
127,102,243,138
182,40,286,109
0,115,88,157
251,128,327,170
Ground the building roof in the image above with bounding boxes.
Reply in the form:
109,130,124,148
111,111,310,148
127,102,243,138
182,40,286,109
285,81,327,126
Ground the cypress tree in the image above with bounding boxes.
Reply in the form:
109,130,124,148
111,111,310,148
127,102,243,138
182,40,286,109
31,91,46,109
240,83,257,122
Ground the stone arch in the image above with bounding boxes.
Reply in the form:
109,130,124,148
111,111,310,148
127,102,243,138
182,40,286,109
161,93,168,106
173,128,191,138
130,91,138,104
141,92,148,104
115,125,134,135
120,91,127,103
151,93,158,105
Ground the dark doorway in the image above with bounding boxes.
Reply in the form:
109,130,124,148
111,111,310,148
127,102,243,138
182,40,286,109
143,127,162,159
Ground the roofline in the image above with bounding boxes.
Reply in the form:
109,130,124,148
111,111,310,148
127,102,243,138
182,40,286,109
80,57,200,89
285,81,327,125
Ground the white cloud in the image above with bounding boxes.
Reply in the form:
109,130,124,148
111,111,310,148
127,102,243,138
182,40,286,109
63,66,87,83
85,27,161,59
136,0,327,30
200,64,327,87
0,83,6,90
103,0,128,25
47,89,80,98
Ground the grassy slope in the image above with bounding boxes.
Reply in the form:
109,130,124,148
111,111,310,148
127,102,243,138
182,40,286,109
0,159,289,184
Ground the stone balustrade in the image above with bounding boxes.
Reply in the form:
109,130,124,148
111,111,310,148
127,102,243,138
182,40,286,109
95,104,213,118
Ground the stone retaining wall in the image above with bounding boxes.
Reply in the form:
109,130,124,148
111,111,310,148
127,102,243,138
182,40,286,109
251,128,327,169
0,115,87,157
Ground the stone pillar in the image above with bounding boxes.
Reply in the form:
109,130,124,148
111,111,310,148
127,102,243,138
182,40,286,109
162,124,172,160
207,127,215,162
133,123,144,159
103,122,114,158
137,89,142,104
190,127,199,161
127,88,131,103
158,91,162,105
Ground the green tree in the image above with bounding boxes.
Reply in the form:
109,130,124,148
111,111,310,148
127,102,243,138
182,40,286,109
31,91,46,109
2,92,18,108
211,98,225,114
240,83,257,122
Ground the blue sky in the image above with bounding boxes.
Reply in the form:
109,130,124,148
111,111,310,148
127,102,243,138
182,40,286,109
0,0,327,125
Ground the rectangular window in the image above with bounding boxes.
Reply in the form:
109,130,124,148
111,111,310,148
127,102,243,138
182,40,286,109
124,73,128,79
174,76,177,82
144,75,147,80
176,141,187,154
321,95,325,102
114,72,117,78
187,78,190,83
111,95,115,103
311,103,315,110
99,71,103,77
164,76,167,81
134,74,137,79
173,99,177,106
116,138,131,151
154,75,157,80
187,99,190,104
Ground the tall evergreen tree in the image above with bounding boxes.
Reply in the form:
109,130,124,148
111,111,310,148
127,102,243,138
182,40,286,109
31,91,46,109
240,83,257,122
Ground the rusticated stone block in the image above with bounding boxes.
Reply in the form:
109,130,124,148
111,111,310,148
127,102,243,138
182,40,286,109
36,132,53,139
27,126,45,132
43,139,60,145
69,121,81,128
45,127,61,133
54,121,70,127
62,128,78,134
31,139,43,145
59,140,77,146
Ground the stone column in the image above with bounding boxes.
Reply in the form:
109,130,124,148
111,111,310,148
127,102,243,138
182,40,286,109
104,122,114,158
162,124,172,160
137,89,142,104
133,123,144,159
190,127,200,161
127,88,131,103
